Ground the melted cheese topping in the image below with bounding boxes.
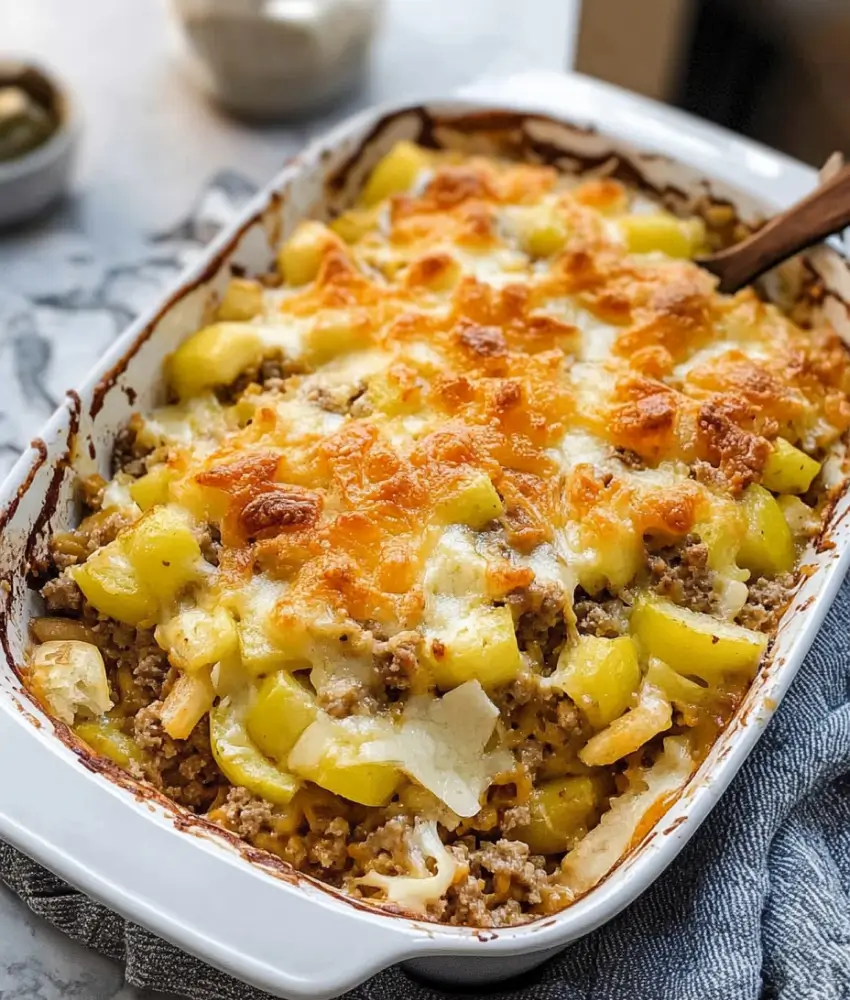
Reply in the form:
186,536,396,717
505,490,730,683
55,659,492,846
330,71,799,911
48,148,850,920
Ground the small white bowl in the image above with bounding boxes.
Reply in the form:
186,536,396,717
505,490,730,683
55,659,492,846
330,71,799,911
0,62,78,228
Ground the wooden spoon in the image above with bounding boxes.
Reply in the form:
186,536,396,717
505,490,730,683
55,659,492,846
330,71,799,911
697,160,850,294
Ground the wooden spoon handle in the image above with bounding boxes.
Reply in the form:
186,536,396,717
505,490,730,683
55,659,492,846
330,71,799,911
700,162,850,294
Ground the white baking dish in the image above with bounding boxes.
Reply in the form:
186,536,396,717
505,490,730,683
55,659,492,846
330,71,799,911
2,73,850,1000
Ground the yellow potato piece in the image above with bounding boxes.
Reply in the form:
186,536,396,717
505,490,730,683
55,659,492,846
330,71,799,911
237,618,303,676
74,718,143,770
761,438,821,495
246,671,318,763
156,607,238,673
550,635,641,730
289,721,401,807
618,213,705,259
210,700,300,806
435,473,505,531
301,315,371,367
329,207,378,244
129,465,172,511
738,484,795,578
512,204,569,257
167,322,265,400
277,220,341,286
359,140,430,208
159,668,215,740
631,594,767,682
508,775,605,854
425,605,522,691
217,277,264,322
123,506,202,603
71,543,158,626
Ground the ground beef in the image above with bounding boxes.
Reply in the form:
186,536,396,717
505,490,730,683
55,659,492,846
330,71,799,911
112,424,151,477
614,447,645,469
79,473,107,512
442,838,551,927
646,533,716,613
573,591,630,637
49,508,137,570
134,705,223,811
307,379,367,415
506,582,566,668
217,787,275,839
40,574,84,613
373,630,422,694
737,573,795,633
501,803,532,832
218,353,304,403
194,523,221,567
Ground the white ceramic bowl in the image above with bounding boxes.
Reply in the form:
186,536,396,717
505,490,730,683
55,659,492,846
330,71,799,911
0,61,77,227
1,73,849,999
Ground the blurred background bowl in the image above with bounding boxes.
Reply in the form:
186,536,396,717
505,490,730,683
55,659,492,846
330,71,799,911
0,60,78,228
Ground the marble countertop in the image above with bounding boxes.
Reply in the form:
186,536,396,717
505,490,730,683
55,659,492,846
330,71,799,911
0,1,577,996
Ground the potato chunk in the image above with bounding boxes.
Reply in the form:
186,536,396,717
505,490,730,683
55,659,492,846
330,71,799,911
74,717,143,769
631,594,767,682
508,775,606,854
289,718,401,806
424,605,522,690
761,437,821,495
210,699,300,805
329,207,378,244
435,473,504,531
129,465,172,511
71,544,158,626
738,484,795,578
246,671,318,763
156,607,238,672
359,140,430,207
167,322,265,400
618,213,705,258
123,506,202,603
217,277,264,322
277,220,342,286
301,314,371,367
550,635,641,729
510,204,569,257
30,640,113,725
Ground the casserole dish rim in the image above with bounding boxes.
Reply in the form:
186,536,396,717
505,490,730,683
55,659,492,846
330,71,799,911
1,72,849,998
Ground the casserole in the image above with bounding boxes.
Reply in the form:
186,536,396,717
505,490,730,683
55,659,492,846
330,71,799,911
2,73,850,997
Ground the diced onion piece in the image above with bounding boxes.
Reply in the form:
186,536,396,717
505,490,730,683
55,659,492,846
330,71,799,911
361,680,513,818
356,820,459,914
30,640,112,725
560,736,695,898
160,668,215,740
579,681,672,767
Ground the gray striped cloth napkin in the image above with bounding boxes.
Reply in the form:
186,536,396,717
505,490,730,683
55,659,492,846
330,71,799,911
3,571,849,1000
